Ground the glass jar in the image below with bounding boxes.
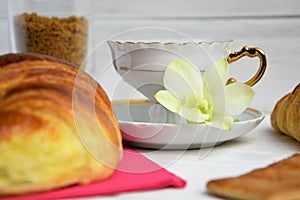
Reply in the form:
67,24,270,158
7,0,93,69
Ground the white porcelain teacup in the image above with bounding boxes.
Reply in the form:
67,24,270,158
107,40,267,103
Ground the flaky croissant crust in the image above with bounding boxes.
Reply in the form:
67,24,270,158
0,53,122,196
271,83,300,142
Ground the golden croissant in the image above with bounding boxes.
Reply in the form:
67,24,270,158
271,83,300,142
207,153,300,200
0,53,123,196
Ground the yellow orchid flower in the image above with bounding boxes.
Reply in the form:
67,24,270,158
154,59,255,130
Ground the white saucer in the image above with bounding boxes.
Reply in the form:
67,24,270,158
112,100,265,150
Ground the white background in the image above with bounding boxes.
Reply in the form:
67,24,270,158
1,1,300,199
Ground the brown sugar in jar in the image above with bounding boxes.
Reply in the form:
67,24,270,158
13,13,88,68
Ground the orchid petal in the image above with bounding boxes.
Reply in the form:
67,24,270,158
164,59,204,101
202,60,225,97
183,94,199,109
154,90,181,113
180,106,209,123
208,115,233,131
203,61,226,115
225,82,255,116
211,89,226,116
214,59,228,85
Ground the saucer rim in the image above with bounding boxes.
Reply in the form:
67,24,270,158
112,99,265,149
112,99,264,127
107,39,234,46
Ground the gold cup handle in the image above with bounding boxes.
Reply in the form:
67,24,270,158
226,46,267,87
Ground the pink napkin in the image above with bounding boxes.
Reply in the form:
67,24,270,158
3,148,186,200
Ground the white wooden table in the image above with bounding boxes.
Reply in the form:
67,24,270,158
88,116,300,200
